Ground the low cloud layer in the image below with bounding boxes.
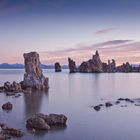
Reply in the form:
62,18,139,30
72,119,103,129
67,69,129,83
40,39,140,65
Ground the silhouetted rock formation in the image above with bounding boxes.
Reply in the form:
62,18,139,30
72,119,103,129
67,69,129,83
68,58,77,73
68,50,140,73
79,50,103,73
116,62,132,72
107,59,116,72
21,52,49,90
55,62,62,72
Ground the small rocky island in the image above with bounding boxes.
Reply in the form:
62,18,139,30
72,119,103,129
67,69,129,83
68,50,140,73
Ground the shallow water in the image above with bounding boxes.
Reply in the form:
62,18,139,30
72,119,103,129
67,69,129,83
0,69,140,140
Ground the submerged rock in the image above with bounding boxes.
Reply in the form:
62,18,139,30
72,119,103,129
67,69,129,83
26,113,67,131
21,52,49,90
45,114,67,126
105,102,113,107
2,102,13,110
68,58,77,73
3,127,24,137
26,117,50,130
94,105,101,111
55,62,62,72
3,81,22,93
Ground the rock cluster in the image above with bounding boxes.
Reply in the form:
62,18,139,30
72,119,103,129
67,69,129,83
68,58,77,73
68,50,140,73
116,62,132,72
55,62,62,72
92,98,140,111
26,113,67,131
3,81,22,93
0,123,24,139
79,51,103,73
21,52,49,90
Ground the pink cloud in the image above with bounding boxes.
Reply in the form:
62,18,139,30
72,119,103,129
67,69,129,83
39,40,138,65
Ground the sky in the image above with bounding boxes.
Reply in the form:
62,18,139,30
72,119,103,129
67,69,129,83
0,0,140,65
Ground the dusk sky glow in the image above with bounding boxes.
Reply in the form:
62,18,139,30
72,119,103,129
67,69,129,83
0,0,140,65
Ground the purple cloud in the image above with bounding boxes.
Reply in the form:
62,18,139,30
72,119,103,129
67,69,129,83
95,28,117,35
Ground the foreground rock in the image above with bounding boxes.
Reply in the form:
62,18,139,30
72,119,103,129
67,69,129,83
26,117,50,130
3,81,22,93
55,62,62,72
3,127,24,138
21,52,49,90
26,113,67,131
45,114,67,126
68,58,77,73
2,102,13,110
0,123,24,138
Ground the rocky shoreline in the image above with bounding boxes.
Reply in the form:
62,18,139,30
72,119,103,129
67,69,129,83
92,98,140,111
0,52,68,139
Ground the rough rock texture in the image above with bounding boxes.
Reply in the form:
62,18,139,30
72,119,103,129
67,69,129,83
116,62,132,72
55,62,62,72
45,114,67,126
107,59,116,72
26,117,50,130
3,127,24,137
68,58,77,73
26,113,67,131
79,50,102,73
3,81,22,93
2,102,13,110
21,52,49,90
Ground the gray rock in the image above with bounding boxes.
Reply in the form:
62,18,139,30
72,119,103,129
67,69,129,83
26,117,50,130
45,114,67,126
21,52,49,90
3,127,24,137
3,81,22,93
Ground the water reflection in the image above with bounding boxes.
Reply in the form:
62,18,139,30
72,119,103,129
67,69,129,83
49,125,67,133
24,89,49,117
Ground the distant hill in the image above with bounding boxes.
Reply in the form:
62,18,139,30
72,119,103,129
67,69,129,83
0,63,68,69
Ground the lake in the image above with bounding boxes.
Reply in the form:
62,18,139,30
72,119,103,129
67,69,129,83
0,69,140,140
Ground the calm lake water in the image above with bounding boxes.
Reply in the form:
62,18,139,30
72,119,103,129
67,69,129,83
1,69,140,140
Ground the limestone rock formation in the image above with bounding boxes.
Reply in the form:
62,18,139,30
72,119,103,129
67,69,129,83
26,113,67,131
116,62,132,72
26,117,50,130
79,50,103,73
68,58,77,73
107,59,116,72
3,81,22,93
21,52,49,90
55,62,62,72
